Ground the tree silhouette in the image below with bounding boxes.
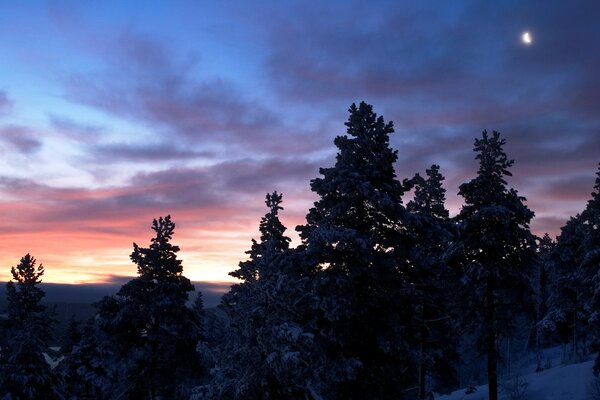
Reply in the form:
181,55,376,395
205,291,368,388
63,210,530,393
450,131,535,400
213,192,314,399
96,215,202,399
0,254,60,399
297,102,414,399
407,165,459,398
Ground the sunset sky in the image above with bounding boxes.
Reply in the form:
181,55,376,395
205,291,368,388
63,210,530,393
0,1,599,286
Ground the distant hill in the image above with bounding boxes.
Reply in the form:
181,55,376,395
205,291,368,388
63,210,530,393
0,280,230,346
0,279,230,309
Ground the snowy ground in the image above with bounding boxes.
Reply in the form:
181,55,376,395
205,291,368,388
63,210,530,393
438,358,597,400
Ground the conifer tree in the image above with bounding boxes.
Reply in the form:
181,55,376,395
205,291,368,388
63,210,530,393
534,233,554,371
214,192,313,399
57,322,112,399
545,214,587,357
60,316,82,356
450,131,535,400
95,215,202,399
0,254,61,399
407,165,459,398
582,165,600,372
297,102,414,399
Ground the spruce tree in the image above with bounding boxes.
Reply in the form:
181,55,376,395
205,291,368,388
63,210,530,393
407,165,459,398
57,322,112,399
0,254,61,399
582,164,600,372
95,215,202,399
450,131,535,400
545,214,587,357
534,233,554,371
297,102,414,399
214,192,313,399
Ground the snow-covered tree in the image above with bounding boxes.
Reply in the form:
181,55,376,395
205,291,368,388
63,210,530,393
407,165,460,398
533,233,554,371
449,131,535,400
545,214,588,357
582,164,600,372
0,254,61,399
297,102,415,399
95,215,202,399
212,192,314,399
57,322,112,399
60,316,82,357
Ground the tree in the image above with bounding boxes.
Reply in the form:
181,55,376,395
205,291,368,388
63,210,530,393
545,214,588,358
95,215,202,399
582,164,600,372
407,165,460,398
60,316,82,357
0,254,61,399
57,322,112,400
297,102,414,399
449,131,535,400
213,192,314,399
533,233,554,371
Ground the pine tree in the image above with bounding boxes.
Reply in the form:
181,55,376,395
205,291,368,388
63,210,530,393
60,316,82,356
582,164,600,372
450,131,535,400
534,234,554,371
213,192,314,399
95,215,202,399
407,165,459,398
0,254,61,399
545,214,587,358
57,322,112,400
297,102,414,399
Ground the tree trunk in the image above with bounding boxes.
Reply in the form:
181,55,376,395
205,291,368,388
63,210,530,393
418,305,427,400
507,337,511,377
486,279,498,400
572,314,578,358
418,335,427,400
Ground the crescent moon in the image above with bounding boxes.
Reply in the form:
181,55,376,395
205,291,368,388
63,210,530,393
522,31,532,44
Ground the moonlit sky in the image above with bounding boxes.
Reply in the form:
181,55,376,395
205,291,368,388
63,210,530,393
0,1,599,285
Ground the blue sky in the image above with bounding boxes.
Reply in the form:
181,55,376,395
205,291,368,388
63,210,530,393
0,0,598,284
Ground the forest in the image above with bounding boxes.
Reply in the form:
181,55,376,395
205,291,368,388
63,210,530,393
0,102,599,400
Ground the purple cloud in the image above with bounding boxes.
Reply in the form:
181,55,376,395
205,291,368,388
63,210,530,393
0,91,12,115
0,125,42,154
61,31,327,156
86,143,214,163
48,114,105,141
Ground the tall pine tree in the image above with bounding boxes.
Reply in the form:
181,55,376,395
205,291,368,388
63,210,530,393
545,214,588,358
450,131,535,400
582,164,600,372
534,233,554,371
214,192,314,399
297,102,414,399
96,215,202,399
0,254,61,399
407,165,460,398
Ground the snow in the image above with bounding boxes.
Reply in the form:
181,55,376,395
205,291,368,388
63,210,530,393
438,360,596,400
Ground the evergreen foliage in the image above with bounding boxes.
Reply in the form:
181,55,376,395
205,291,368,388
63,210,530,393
534,233,554,371
297,102,414,399
407,165,460,398
212,192,314,399
449,131,536,400
545,214,589,356
582,165,600,372
0,254,61,399
95,215,202,399
57,323,112,399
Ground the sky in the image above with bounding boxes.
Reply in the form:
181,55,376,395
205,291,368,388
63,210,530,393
0,1,599,287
